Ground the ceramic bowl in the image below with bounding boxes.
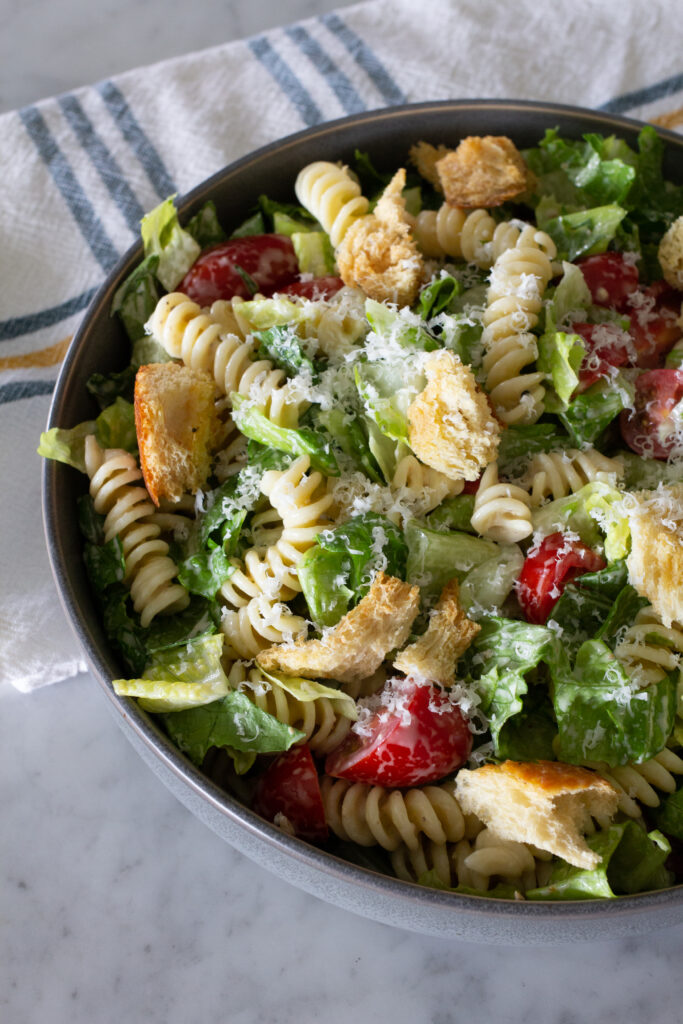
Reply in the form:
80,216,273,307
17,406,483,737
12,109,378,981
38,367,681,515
43,99,683,944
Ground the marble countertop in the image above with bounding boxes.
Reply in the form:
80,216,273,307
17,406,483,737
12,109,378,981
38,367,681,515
3,2,682,1020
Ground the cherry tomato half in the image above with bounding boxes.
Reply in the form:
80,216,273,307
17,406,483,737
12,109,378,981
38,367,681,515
325,677,472,788
253,744,328,842
578,252,639,312
276,276,344,301
570,321,631,391
179,234,299,304
620,368,683,460
515,532,606,625
627,281,682,368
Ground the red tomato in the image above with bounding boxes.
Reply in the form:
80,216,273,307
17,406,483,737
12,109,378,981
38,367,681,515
620,368,683,459
179,234,299,303
578,252,639,312
570,321,631,391
462,478,481,494
253,744,328,842
627,281,682,368
516,532,606,625
325,677,472,788
276,276,344,301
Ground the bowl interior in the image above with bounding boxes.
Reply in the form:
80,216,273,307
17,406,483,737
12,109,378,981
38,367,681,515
43,99,683,942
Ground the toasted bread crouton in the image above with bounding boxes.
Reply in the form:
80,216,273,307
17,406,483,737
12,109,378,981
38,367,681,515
336,169,424,308
408,141,452,192
135,362,217,505
454,760,618,869
393,580,480,686
436,136,528,209
658,215,683,290
407,350,500,481
626,485,683,627
257,572,420,683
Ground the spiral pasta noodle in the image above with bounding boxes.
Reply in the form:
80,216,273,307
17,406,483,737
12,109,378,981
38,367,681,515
413,205,523,267
228,662,352,754
471,461,533,543
524,448,624,505
320,776,467,851
391,828,553,891
294,161,370,248
147,292,302,427
391,453,464,515
613,606,683,685
480,225,556,424
220,456,333,658
594,748,683,818
84,436,189,627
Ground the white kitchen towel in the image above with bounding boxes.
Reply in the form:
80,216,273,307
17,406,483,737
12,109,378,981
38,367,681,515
3,0,683,691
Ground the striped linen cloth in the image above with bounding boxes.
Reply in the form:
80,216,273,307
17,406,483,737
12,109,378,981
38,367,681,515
3,0,683,691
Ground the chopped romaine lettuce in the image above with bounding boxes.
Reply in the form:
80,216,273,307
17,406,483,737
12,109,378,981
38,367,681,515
553,639,677,766
231,394,339,476
38,396,137,472
113,634,230,712
140,196,201,291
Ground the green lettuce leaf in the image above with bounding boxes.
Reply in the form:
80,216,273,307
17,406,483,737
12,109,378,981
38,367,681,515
160,691,305,768
458,544,524,618
527,822,672,900
537,330,585,409
141,196,201,291
184,200,226,249
112,633,230,712
541,204,627,262
405,521,498,601
298,513,407,627
254,324,317,379
38,396,137,472
110,253,162,343
231,394,339,476
292,231,336,275
559,372,634,446
553,639,677,766
652,786,683,841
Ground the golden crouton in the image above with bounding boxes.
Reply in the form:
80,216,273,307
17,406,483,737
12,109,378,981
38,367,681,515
257,572,420,684
407,350,500,481
436,135,528,209
393,580,480,686
454,760,618,869
626,486,683,627
336,169,424,308
658,215,683,290
135,362,217,505
408,141,452,192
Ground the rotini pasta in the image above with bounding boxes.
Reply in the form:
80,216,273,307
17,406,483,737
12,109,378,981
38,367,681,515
595,748,683,818
320,776,467,851
413,204,523,267
294,161,370,248
470,461,533,543
524,448,624,505
480,225,557,424
84,436,189,627
147,292,302,427
228,662,352,754
391,828,553,892
391,453,464,514
613,606,683,685
219,456,333,658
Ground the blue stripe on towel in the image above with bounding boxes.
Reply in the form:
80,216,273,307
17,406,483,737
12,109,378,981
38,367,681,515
19,106,120,273
599,72,683,114
0,379,55,405
97,80,177,200
284,25,366,115
248,35,324,126
0,287,98,342
58,94,146,233
319,13,407,106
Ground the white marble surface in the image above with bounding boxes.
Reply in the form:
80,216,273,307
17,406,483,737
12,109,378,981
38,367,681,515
3,1,683,1020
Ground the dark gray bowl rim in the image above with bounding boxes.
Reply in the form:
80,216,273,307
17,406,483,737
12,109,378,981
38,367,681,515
43,97,683,928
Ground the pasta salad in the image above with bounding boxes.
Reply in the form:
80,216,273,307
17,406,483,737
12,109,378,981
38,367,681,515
41,125,683,900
